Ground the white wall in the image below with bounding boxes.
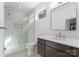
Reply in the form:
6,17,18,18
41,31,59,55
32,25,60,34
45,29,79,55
35,6,50,36
0,2,4,56
28,2,51,37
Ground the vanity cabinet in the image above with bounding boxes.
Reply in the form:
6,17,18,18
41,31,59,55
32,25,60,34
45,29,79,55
72,48,79,57
46,40,73,57
46,45,71,57
37,38,79,57
37,38,46,56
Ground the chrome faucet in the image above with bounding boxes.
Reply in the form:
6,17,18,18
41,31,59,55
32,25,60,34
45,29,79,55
58,32,62,38
56,32,65,39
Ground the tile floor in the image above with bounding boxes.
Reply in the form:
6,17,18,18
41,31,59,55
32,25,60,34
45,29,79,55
4,48,41,57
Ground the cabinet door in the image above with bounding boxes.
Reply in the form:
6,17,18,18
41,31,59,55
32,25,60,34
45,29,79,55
51,3,76,31
72,48,79,57
46,46,71,57
37,47,45,57
46,46,58,57
37,38,46,57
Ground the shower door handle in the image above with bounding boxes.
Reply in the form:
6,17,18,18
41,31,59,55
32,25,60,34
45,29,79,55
0,27,7,30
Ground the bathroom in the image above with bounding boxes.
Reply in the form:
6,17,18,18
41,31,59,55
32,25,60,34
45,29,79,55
0,2,79,57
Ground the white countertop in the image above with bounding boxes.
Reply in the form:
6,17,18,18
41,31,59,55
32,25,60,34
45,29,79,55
38,34,79,48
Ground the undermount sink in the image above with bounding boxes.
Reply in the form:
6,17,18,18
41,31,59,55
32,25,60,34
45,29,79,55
51,37,65,40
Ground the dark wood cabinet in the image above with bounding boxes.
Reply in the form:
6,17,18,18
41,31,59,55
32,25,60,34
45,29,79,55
46,40,72,57
46,40,73,56
37,38,79,57
46,45,71,57
72,48,79,57
46,45,58,57
37,38,46,56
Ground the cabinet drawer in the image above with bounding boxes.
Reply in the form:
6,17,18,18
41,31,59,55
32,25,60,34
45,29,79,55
46,46,71,57
38,43,46,49
46,40,73,53
38,50,45,56
72,48,79,56
38,38,46,44
38,47,45,52
37,46,46,56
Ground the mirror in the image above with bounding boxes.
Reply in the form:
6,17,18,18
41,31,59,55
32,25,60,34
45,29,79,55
51,3,77,31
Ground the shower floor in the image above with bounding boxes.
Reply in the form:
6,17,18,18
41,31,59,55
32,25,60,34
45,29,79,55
4,48,41,57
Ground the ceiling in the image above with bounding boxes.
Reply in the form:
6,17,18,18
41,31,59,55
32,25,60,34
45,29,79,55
5,2,51,24
5,2,40,15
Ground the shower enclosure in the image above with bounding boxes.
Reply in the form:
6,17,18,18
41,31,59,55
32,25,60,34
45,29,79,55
4,2,36,56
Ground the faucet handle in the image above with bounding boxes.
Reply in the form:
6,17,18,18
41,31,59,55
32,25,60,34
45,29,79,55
62,35,66,38
56,35,58,37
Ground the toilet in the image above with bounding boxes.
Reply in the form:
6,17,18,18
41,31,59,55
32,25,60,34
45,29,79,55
26,42,36,56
